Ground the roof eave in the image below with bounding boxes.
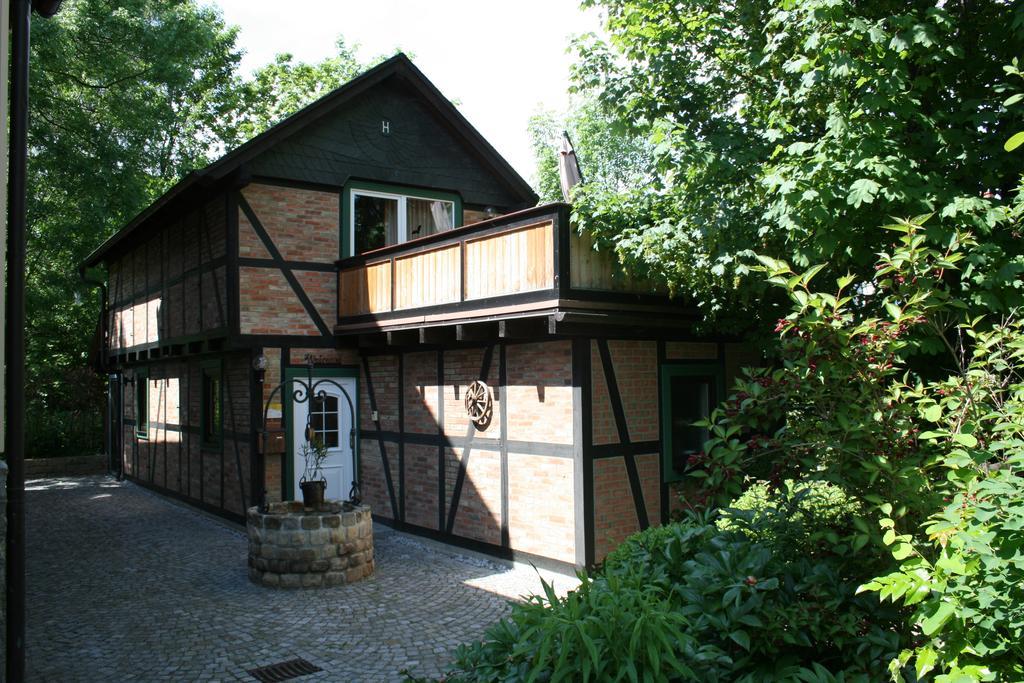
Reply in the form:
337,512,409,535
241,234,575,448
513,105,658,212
83,52,538,267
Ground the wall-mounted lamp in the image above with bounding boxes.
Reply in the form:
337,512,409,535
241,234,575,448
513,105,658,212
252,354,268,383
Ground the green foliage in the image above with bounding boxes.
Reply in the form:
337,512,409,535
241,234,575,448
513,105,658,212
438,566,706,682
718,480,861,558
861,319,1024,682
300,436,329,482
568,0,1024,331
26,9,390,457
690,218,973,543
235,38,392,140
25,367,104,459
691,212,1024,679
27,0,245,457
430,509,903,682
601,517,684,570
527,95,655,204
526,110,565,204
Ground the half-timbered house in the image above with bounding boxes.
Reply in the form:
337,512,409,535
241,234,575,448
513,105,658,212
84,54,758,571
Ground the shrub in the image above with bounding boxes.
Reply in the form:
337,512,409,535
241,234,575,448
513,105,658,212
602,509,716,571
437,566,716,682
717,479,861,558
25,407,103,459
25,364,104,458
662,526,902,680
694,218,1024,679
862,319,1024,682
427,217,1024,682
428,509,904,682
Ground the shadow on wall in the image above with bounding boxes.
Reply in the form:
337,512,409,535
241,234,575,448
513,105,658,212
359,343,578,568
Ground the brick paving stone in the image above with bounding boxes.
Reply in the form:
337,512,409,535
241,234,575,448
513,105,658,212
25,476,578,682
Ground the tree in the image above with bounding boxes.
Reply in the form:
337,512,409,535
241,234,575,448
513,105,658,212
24,12,398,457
235,38,387,140
527,110,564,203
568,0,1024,331
528,95,655,204
25,0,245,456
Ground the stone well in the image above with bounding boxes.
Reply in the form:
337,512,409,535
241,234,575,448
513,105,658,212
247,501,374,589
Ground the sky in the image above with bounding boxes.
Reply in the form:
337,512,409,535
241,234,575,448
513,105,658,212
206,1,605,185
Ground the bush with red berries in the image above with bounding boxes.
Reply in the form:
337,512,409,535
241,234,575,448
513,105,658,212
691,220,1024,680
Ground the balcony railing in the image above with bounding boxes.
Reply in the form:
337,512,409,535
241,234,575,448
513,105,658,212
335,203,667,334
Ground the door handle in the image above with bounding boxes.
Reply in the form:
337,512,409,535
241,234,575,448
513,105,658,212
349,429,355,449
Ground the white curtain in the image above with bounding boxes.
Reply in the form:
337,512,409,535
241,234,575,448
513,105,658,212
407,198,453,238
430,201,453,231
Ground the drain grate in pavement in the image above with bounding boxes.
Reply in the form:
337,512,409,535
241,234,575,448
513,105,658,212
247,658,323,682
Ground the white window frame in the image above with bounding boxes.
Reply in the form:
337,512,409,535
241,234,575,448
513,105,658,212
349,189,455,256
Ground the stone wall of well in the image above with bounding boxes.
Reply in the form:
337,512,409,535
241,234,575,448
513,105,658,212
247,502,374,589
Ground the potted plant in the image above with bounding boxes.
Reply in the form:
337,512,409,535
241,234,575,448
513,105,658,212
299,432,329,508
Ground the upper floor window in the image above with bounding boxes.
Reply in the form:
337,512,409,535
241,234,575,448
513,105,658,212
350,185,458,254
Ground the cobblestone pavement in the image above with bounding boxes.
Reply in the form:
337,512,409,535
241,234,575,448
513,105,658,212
25,476,579,682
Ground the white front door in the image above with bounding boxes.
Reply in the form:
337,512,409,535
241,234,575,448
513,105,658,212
293,377,356,502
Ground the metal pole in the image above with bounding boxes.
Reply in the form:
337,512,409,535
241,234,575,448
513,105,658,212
5,0,30,679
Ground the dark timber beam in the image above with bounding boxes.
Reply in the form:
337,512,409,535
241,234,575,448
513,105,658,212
419,326,455,345
549,311,696,338
498,317,549,340
456,321,498,342
357,333,387,349
336,334,361,348
386,329,420,347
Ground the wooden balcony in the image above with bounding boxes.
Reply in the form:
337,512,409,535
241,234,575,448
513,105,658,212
335,203,692,340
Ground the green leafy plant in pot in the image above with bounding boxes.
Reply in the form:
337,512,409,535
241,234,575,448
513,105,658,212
299,429,329,508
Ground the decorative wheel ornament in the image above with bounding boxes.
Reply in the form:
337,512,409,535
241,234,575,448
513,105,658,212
464,380,493,426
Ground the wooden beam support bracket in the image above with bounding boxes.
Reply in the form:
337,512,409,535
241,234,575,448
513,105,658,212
357,333,387,349
456,321,499,342
419,326,456,345
498,316,549,340
386,329,420,347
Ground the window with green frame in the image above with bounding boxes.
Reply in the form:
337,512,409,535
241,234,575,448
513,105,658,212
345,181,462,256
200,362,223,450
135,369,149,439
660,363,725,483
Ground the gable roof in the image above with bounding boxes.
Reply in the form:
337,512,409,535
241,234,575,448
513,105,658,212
83,53,538,267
